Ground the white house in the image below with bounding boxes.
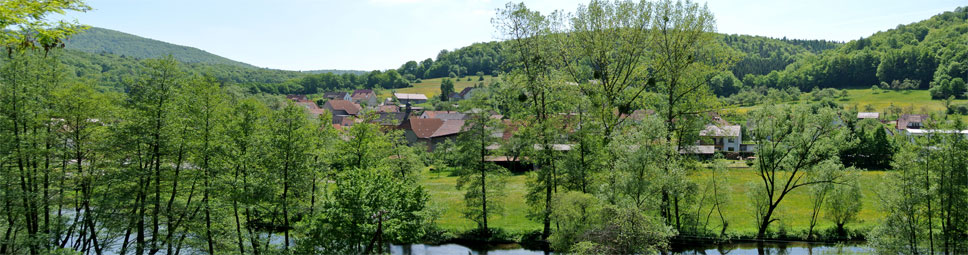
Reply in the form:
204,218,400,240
699,124,742,153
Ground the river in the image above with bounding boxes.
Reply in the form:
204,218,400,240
390,241,873,255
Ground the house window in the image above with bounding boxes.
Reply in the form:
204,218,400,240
727,138,735,143
727,147,734,152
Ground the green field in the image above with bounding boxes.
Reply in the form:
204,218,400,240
837,89,968,113
730,88,968,115
378,76,499,99
419,166,888,237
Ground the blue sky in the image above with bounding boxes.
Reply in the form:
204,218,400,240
61,0,964,71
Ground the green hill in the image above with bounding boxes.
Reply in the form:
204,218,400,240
66,27,256,68
741,7,968,98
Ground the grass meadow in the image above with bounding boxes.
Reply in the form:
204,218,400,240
730,88,968,114
418,164,889,238
377,76,499,100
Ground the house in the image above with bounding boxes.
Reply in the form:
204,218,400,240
448,87,477,101
857,112,880,120
699,124,742,153
322,99,361,119
420,111,467,120
350,89,378,106
896,114,929,131
373,112,408,129
679,145,716,160
294,100,319,110
401,118,465,151
394,93,428,104
323,92,351,101
285,94,320,110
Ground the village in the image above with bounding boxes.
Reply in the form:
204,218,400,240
286,89,964,165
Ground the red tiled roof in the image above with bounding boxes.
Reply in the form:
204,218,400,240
432,120,465,137
406,118,444,138
324,100,361,115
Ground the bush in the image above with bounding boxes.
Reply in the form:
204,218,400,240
948,103,968,115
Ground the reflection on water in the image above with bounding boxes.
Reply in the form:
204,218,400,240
670,241,871,255
391,242,872,255
390,243,550,255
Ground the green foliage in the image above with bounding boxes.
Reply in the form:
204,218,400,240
840,120,895,170
299,163,428,254
825,173,863,237
748,104,851,238
871,119,968,254
440,78,455,101
0,0,90,50
453,112,508,232
739,6,968,98
549,192,674,254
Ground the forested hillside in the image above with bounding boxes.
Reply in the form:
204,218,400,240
741,7,968,99
66,27,256,68
59,7,968,101
54,49,307,92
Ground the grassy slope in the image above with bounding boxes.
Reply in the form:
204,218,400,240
377,76,498,99
420,165,888,237
731,88,968,115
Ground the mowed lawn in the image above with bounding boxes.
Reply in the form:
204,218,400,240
419,166,889,237
377,76,499,99
419,168,539,234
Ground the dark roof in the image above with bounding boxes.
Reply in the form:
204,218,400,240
323,92,348,99
422,111,466,120
374,112,407,126
458,87,475,97
324,100,361,115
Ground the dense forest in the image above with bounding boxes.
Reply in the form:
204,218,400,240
740,7,968,98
